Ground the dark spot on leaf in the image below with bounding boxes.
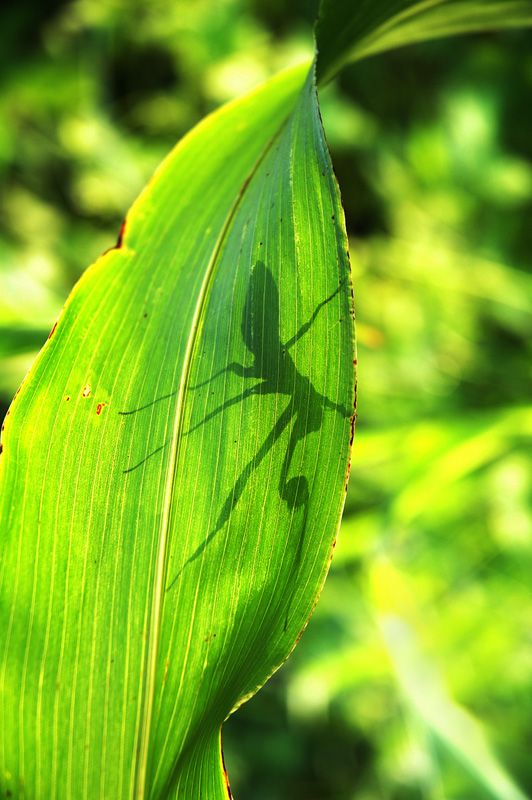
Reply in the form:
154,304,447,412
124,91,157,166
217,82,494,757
144,313,148,318
65,396,70,402
220,743,233,799
102,219,127,256
345,468,351,491
116,219,126,248
331,215,335,220
349,414,356,447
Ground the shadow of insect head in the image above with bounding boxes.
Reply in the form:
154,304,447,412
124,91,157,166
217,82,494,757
166,260,350,590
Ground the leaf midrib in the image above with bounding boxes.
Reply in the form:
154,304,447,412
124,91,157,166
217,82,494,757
132,79,306,798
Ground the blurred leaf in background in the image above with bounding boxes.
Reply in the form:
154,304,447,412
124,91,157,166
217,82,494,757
1,1,531,799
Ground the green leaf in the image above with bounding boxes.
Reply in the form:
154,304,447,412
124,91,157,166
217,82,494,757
0,57,355,800
316,0,532,84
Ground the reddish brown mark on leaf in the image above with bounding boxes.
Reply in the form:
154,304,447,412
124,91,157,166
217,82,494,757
220,738,234,800
344,411,357,492
116,219,126,248
48,322,57,340
82,384,91,398
102,219,127,256
163,659,169,684
96,403,106,416
349,414,356,448
3,386,21,422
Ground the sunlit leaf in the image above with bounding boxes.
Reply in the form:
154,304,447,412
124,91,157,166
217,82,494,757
0,58,355,799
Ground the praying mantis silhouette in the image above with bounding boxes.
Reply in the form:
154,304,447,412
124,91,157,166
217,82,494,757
165,260,351,591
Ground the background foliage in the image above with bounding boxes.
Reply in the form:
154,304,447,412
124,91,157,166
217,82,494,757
1,1,531,798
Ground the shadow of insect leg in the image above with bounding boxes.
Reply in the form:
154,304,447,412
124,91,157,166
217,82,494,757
283,283,343,351
123,442,168,474
118,391,177,416
322,394,352,421
166,402,294,591
185,383,264,435
278,415,309,511
278,415,311,632
189,361,256,390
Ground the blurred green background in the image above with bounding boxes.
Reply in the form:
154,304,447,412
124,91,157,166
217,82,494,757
1,1,531,798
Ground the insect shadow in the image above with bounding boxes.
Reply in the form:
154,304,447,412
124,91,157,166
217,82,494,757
165,260,351,593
